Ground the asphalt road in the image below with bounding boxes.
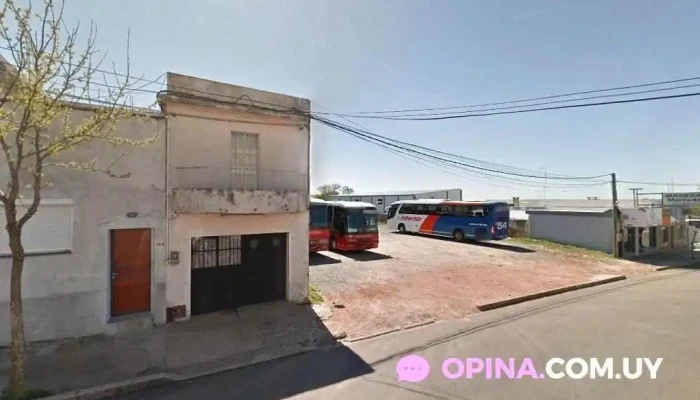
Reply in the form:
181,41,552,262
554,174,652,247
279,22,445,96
115,269,700,400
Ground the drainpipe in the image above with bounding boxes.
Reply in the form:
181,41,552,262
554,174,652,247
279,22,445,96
164,114,171,321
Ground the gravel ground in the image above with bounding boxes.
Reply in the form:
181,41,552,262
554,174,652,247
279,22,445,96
310,224,657,338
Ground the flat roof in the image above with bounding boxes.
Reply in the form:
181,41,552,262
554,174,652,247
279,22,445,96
330,188,461,197
526,208,612,217
390,199,509,206
331,201,377,209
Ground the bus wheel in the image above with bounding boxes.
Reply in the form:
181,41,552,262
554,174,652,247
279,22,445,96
453,229,465,242
398,224,406,233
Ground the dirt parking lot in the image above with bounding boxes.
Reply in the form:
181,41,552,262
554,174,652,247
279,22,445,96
310,224,657,339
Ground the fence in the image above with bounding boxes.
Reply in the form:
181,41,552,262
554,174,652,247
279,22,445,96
172,167,308,192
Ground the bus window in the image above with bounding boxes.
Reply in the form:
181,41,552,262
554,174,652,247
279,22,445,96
416,205,430,215
491,204,510,216
437,205,453,215
399,204,414,214
472,207,485,217
426,205,439,214
454,205,472,216
387,204,399,219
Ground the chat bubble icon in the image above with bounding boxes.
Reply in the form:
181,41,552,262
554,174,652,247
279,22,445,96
396,354,430,382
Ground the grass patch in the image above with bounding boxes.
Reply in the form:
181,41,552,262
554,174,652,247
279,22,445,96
1,389,53,400
509,237,612,260
309,284,324,305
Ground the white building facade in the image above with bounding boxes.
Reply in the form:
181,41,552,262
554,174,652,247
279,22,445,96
160,73,310,321
0,108,168,345
0,71,311,344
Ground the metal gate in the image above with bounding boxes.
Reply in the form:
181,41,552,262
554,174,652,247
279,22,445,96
190,233,287,316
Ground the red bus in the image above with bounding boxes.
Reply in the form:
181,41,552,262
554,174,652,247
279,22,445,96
309,198,331,252
328,201,379,251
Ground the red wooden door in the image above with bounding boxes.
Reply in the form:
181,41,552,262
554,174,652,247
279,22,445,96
110,229,151,316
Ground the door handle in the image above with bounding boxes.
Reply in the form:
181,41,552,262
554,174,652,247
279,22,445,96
111,272,119,279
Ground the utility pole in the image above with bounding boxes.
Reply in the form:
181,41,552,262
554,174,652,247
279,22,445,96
541,167,547,205
629,188,644,208
611,173,621,258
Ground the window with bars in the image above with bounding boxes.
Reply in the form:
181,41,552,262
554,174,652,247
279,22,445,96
231,132,258,189
191,235,242,269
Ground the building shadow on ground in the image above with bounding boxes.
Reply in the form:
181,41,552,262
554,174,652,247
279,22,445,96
114,342,374,400
8,301,375,400
309,252,342,266
624,250,700,269
333,250,394,262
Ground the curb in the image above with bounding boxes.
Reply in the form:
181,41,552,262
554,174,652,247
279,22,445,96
343,317,438,343
654,265,676,271
344,327,402,343
476,275,627,312
402,318,437,331
654,261,700,272
41,373,178,400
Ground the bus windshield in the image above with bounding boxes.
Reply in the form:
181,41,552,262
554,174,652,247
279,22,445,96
346,210,378,233
310,205,329,229
492,204,510,218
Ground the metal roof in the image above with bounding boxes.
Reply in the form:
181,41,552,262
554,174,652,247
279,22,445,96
331,188,461,197
526,207,612,216
331,201,377,209
389,199,509,206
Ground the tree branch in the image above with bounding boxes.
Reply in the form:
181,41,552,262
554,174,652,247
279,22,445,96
18,127,42,227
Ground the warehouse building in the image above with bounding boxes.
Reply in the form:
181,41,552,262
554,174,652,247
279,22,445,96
526,207,688,256
330,188,462,210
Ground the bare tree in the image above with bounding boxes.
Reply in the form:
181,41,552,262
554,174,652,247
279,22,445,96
315,183,342,200
315,183,355,200
0,0,156,397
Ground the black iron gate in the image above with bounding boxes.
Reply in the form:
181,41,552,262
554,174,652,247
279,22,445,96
190,233,287,316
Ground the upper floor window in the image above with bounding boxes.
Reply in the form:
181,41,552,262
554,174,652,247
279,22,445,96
231,132,259,189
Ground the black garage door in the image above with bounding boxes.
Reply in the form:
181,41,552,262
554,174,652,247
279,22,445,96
190,233,287,316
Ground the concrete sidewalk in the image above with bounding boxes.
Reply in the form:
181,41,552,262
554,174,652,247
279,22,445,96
115,270,700,400
0,302,339,395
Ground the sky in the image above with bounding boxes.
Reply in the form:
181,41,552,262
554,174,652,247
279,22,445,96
22,0,700,199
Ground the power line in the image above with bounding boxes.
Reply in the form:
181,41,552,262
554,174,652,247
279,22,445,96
323,91,700,121
619,180,699,187
311,100,594,182
0,44,294,110
311,101,598,190
320,83,700,118
335,75,700,115
311,113,610,181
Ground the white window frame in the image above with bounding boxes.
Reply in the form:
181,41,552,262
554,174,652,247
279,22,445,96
0,199,73,256
230,132,259,190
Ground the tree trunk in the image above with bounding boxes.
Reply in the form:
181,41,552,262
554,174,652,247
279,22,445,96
7,218,26,398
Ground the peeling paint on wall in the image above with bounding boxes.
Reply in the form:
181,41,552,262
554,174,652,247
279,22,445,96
171,188,308,215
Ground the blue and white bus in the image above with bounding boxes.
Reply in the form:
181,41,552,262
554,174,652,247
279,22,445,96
386,199,510,241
